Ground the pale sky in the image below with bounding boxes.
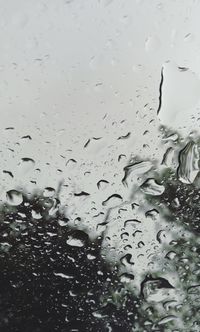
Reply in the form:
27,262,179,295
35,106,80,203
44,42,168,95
0,0,200,195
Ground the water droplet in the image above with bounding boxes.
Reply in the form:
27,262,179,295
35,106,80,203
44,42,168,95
165,251,176,260
54,272,74,280
157,315,178,325
161,147,174,166
6,190,23,206
31,210,42,219
21,135,32,140
145,209,159,220
157,62,200,133
117,132,131,140
58,219,68,227
66,230,88,247
120,273,134,283
156,230,167,243
177,141,199,184
66,236,85,247
162,133,178,142
141,275,174,302
3,170,14,178
122,161,152,186
87,254,96,260
140,178,165,196
138,241,145,248
120,253,134,267
43,187,56,197
97,179,109,190
102,194,123,207
187,284,200,294
124,219,141,227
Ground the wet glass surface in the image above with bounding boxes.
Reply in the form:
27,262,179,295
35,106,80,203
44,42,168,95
1,1,200,331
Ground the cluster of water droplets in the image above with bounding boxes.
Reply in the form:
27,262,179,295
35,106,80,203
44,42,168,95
2,59,200,330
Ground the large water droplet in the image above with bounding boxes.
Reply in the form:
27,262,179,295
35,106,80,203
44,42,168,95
43,187,56,198
141,275,174,302
177,141,199,184
66,230,88,247
6,190,23,206
122,161,152,186
157,62,200,133
140,178,165,196
18,157,35,174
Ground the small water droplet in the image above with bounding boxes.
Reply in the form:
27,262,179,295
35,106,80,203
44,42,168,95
31,210,42,219
157,315,178,325
165,251,176,260
102,194,123,207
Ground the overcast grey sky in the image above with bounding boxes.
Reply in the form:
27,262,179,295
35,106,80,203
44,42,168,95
0,0,200,197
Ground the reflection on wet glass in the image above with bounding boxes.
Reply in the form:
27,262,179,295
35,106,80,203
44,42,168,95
1,1,200,331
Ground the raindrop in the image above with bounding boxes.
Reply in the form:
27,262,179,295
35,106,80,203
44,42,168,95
120,253,134,267
5,127,14,130
117,132,131,140
156,230,166,243
66,236,84,247
66,158,77,166
145,209,159,220
19,158,35,174
161,147,174,166
3,170,14,178
140,178,165,196
124,219,141,227
21,135,32,140
165,251,176,260
122,161,152,186
120,232,129,240
163,300,177,310
6,190,23,206
157,62,200,131
87,254,96,260
54,272,74,280
140,275,174,302
66,230,88,247
58,219,68,227
102,194,123,207
162,133,178,142
187,284,200,294
31,210,42,219
43,187,56,198
120,273,134,283
138,241,145,248
84,137,102,148
118,154,126,162
97,179,109,190
177,141,199,184
132,230,142,237
74,191,90,197
157,315,178,325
